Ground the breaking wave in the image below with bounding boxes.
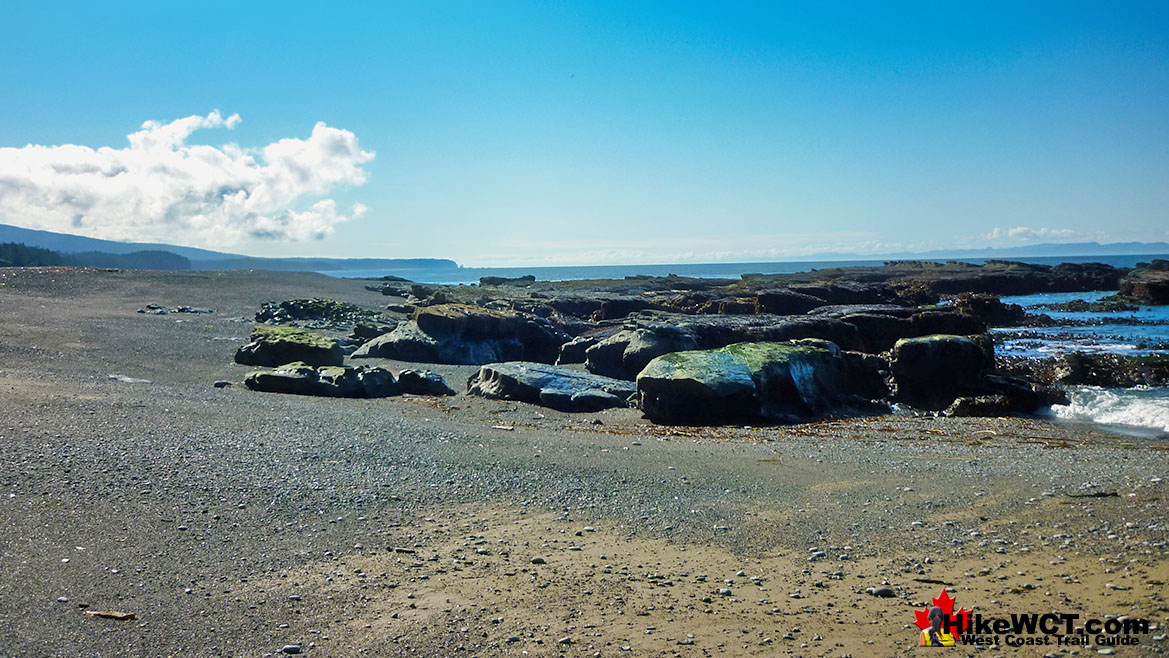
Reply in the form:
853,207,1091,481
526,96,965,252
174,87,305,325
1052,386,1169,435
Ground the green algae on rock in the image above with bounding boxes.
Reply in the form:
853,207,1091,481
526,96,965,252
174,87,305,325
234,326,345,367
636,340,886,424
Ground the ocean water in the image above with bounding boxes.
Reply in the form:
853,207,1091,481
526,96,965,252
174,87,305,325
318,254,1168,284
993,290,1168,437
993,290,1169,358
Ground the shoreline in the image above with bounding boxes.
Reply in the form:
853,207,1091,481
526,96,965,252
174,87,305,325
0,267,1165,656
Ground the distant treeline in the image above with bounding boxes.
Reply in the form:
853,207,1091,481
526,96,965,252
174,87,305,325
0,242,71,266
0,242,191,270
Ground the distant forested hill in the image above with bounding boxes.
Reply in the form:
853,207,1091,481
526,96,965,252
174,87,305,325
0,242,71,266
0,224,460,272
0,242,191,270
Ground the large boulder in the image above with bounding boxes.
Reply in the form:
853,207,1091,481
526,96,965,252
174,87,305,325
890,335,993,410
244,362,401,398
636,340,888,424
352,304,567,365
235,326,344,367
584,314,862,380
398,369,456,396
467,362,636,412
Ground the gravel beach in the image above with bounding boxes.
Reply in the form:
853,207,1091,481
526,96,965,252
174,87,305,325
1,268,1165,657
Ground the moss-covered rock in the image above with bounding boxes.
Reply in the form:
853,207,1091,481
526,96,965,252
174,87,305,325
584,315,862,380
636,340,887,424
234,326,344,367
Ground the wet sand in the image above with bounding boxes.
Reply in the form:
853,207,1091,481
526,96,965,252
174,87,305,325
0,268,1165,657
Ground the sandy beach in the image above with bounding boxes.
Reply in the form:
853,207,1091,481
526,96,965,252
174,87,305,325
0,268,1165,657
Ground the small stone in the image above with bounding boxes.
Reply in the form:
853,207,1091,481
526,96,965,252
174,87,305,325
280,645,302,655
213,380,232,388
558,637,573,645
531,557,546,565
56,596,68,603
718,588,733,596
289,594,301,601
869,586,895,598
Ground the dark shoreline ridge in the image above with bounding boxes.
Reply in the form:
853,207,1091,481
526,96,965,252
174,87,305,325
241,259,1168,425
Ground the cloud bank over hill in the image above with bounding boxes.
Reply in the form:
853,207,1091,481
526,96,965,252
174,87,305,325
0,111,373,247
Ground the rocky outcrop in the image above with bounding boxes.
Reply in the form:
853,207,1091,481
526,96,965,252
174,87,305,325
838,310,985,353
244,362,401,397
479,275,536,287
235,326,345,367
999,352,1169,388
636,340,888,424
887,261,1126,296
584,314,862,380
1118,261,1169,305
787,282,901,306
256,298,382,326
950,293,1033,327
467,362,636,412
352,304,568,365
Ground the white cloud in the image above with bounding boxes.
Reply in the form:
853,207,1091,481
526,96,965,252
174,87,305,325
0,111,374,247
981,226,1081,244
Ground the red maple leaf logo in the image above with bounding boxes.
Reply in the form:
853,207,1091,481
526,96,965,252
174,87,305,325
914,588,972,636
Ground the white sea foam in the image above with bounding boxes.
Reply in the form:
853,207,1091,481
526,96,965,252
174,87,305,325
1052,386,1169,434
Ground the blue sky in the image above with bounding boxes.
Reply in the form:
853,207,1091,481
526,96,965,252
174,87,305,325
1,1,1167,265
